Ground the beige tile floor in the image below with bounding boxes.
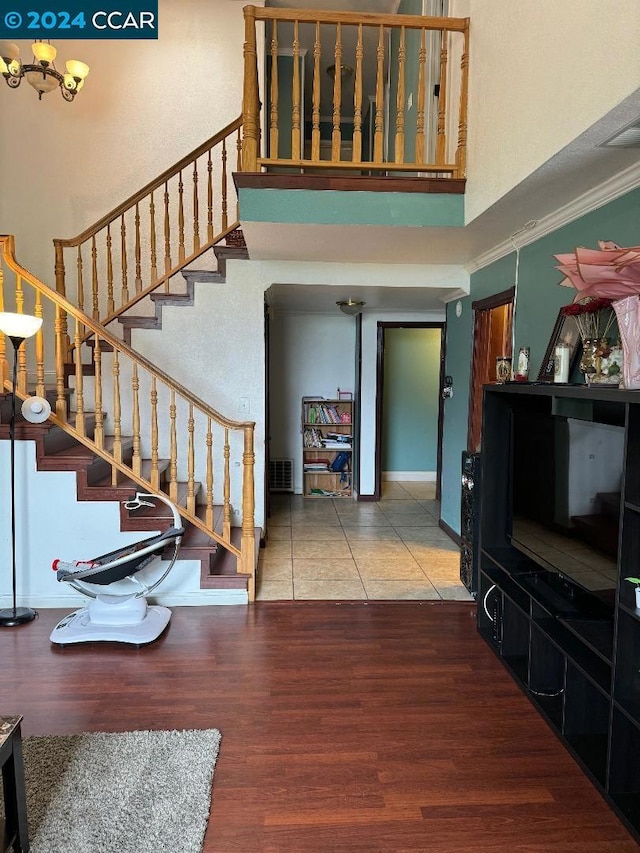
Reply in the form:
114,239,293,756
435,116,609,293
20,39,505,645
257,481,474,601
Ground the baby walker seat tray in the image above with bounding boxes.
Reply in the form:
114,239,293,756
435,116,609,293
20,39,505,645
50,492,185,647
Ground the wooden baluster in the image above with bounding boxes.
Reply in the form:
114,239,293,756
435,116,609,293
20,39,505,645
240,424,256,600
269,19,279,159
374,25,385,163
395,27,406,164
187,403,195,515
54,245,70,363
15,276,27,394
416,28,427,165
311,21,321,161
164,181,172,274
178,170,185,263
91,236,99,319
352,23,363,163
192,161,200,254
223,427,231,540
205,417,213,530
74,317,85,436
236,129,242,221
106,226,115,316
331,23,342,162
455,22,470,178
241,4,260,172
121,214,129,306
93,338,104,450
436,29,449,166
150,377,159,490
131,363,141,476
169,390,178,502
34,290,45,398
150,192,158,282
292,20,301,160
112,349,122,486
135,202,142,293
76,246,85,316
207,149,214,242
0,266,6,385
222,138,229,231
54,304,67,420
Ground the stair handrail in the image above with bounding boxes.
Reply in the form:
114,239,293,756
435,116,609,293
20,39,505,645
1,234,257,599
52,115,243,330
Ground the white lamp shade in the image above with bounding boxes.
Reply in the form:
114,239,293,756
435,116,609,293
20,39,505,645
66,59,89,80
21,396,51,423
0,41,20,61
25,70,59,94
32,41,57,64
0,312,43,339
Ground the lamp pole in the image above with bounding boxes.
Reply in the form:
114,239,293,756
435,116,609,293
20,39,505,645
0,313,43,627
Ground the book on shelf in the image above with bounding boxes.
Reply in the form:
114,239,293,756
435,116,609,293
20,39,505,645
322,441,352,450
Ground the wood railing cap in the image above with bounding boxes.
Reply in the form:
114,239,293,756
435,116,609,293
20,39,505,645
250,7,469,32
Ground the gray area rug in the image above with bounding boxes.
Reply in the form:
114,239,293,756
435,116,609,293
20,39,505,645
22,729,221,853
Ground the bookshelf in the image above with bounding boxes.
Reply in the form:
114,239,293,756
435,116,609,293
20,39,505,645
302,397,353,498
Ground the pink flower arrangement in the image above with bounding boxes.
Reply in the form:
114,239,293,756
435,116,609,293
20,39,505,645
555,241,640,302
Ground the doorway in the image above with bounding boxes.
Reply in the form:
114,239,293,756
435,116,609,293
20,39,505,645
374,322,446,501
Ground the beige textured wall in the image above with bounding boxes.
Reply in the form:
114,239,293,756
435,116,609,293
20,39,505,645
450,0,640,223
0,0,260,284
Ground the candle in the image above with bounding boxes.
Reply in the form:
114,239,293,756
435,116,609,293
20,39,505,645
554,343,570,383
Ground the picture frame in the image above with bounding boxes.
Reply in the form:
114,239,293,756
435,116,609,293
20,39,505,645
537,309,582,382
337,389,353,400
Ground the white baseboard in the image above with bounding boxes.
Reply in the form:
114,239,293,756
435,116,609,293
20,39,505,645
383,471,437,482
4,589,249,609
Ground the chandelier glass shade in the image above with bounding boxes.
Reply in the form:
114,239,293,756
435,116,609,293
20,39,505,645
0,40,89,101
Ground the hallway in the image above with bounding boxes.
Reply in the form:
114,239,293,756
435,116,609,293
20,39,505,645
257,482,472,601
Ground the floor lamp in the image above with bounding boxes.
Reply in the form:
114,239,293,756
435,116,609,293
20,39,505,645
0,312,43,627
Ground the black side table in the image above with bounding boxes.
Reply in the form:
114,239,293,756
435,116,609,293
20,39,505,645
1,716,29,853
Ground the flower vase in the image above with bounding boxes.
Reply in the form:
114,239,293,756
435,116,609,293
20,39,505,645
579,338,598,378
613,295,640,389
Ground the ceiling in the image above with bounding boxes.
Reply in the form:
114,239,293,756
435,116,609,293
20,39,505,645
266,281,459,313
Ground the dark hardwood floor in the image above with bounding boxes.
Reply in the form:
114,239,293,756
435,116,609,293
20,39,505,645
3,602,637,852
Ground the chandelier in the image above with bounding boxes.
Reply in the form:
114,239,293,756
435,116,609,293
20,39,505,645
0,40,89,101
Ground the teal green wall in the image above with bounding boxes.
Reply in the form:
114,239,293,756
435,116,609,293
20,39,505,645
383,328,441,471
440,187,640,534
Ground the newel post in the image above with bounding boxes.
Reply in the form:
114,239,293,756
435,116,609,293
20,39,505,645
240,424,256,601
454,19,470,179
242,5,260,172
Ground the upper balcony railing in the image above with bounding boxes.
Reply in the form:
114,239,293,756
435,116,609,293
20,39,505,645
241,6,469,178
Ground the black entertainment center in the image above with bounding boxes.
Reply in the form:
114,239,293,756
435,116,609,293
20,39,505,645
478,383,640,839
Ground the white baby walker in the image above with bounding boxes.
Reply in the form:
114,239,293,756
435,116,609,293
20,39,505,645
49,491,185,646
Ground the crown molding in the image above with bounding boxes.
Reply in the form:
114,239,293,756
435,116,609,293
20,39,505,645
467,161,640,274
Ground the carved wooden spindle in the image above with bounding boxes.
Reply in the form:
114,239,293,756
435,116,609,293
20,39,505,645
34,290,45,398
241,4,260,172
415,28,427,165
76,246,85,315
236,129,242,220
106,226,115,316
0,266,6,385
352,24,363,163
178,170,185,263
132,363,141,476
15,276,27,394
150,377,159,490
292,20,301,160
93,338,104,450
436,30,449,166
74,316,85,436
223,427,231,540
205,416,213,529
311,21,321,161
207,149,214,243
164,181,172,274
89,236,98,319
121,214,129,306
221,139,228,232
395,27,406,163
455,23,470,178
331,23,342,161
150,191,158,282
192,161,200,254
54,305,67,420
134,202,142,293
240,424,256,600
54,245,69,361
374,25,385,163
187,403,195,515
269,19,279,158
169,389,178,502
112,349,122,486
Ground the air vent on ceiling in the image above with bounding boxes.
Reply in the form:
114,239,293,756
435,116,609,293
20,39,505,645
269,458,294,492
601,120,640,148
